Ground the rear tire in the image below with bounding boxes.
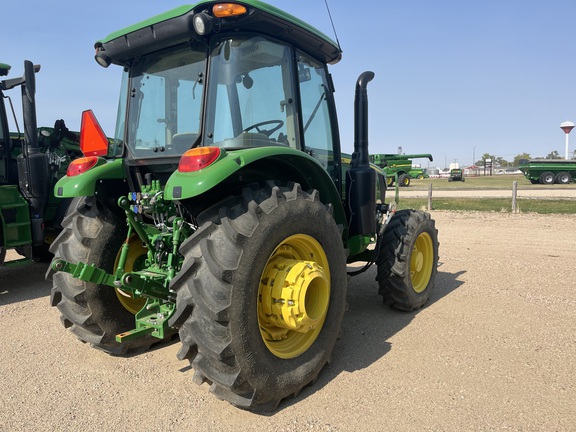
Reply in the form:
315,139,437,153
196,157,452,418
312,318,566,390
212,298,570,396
376,209,438,311
540,171,555,185
170,182,347,411
555,171,572,184
48,196,170,354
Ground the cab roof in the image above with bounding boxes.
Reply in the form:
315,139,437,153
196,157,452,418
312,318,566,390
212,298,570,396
97,0,342,66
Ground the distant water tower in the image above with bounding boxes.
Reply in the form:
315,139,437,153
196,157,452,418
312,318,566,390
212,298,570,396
560,121,575,159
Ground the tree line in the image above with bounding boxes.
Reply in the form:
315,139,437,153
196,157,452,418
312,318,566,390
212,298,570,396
474,150,576,167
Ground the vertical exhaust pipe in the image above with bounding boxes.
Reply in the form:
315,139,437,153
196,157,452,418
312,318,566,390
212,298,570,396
17,60,49,246
352,71,374,169
346,71,376,237
22,60,39,152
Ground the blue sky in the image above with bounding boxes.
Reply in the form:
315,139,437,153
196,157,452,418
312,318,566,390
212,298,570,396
4,0,576,166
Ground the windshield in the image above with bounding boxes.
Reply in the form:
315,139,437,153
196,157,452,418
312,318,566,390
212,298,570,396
123,42,207,158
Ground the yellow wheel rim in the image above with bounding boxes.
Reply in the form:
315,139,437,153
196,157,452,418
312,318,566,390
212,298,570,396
113,236,147,314
410,232,434,293
258,234,330,359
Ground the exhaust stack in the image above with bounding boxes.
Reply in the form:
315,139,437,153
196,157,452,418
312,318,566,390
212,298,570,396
346,71,376,237
16,60,49,246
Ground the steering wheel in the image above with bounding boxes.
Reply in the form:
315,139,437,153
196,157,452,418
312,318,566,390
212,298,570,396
243,120,284,137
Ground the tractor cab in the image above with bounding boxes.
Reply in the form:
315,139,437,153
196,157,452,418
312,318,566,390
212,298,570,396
63,1,382,246
82,4,344,195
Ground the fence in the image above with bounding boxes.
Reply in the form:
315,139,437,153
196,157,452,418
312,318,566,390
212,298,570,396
422,181,521,213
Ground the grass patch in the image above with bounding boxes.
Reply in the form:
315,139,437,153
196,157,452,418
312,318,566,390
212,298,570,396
398,198,576,214
410,174,576,190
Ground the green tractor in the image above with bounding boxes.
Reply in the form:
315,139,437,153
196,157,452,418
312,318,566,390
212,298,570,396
448,168,465,182
48,1,439,411
409,167,430,180
0,61,81,265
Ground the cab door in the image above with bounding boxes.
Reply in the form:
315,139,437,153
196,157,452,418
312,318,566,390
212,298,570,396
297,51,342,195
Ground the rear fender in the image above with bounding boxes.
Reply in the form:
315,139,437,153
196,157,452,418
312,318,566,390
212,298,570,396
53,158,125,198
165,147,347,230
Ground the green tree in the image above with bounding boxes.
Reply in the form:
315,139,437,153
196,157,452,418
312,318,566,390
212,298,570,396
546,150,562,159
513,153,530,166
475,153,495,166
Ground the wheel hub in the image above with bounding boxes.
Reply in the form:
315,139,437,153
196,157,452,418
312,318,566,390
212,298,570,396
410,232,434,293
412,250,424,273
257,235,331,359
114,236,148,314
259,257,329,336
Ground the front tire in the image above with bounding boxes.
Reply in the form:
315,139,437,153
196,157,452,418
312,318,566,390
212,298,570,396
398,173,411,187
48,196,169,354
170,182,347,411
376,209,438,311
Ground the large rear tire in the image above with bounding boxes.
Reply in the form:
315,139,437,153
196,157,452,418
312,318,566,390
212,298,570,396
169,182,347,411
48,196,171,354
376,209,438,311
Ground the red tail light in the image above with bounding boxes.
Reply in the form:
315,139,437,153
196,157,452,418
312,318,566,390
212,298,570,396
80,110,108,156
67,156,99,177
178,147,221,172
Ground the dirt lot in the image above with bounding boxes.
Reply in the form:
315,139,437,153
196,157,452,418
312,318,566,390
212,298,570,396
1,210,575,431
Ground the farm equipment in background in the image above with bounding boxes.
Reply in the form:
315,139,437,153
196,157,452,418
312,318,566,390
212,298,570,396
370,153,433,187
518,159,576,184
448,168,465,182
409,167,429,179
47,0,439,411
0,61,82,265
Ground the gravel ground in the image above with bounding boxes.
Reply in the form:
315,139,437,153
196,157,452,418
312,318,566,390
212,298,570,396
1,210,575,431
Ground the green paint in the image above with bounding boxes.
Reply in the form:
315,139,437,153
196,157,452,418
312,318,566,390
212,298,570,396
54,158,124,197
